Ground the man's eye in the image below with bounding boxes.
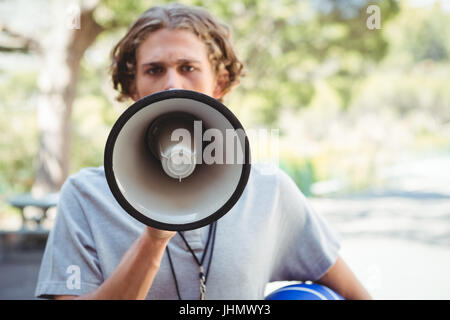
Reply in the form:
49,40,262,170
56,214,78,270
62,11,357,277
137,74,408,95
146,67,163,75
180,65,195,72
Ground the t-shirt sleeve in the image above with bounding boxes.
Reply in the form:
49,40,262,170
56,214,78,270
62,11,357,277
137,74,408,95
269,168,341,282
35,177,103,299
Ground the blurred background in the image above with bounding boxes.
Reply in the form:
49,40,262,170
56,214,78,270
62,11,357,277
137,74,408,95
0,0,449,299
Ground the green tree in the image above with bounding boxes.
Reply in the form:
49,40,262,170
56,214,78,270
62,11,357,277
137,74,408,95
0,0,400,194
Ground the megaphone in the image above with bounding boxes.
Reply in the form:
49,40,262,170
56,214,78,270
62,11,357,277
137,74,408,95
104,89,251,231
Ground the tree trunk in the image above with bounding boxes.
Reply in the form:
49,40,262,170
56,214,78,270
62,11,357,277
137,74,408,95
32,5,103,196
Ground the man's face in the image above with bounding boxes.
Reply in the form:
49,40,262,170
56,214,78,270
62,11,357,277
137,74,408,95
133,28,222,100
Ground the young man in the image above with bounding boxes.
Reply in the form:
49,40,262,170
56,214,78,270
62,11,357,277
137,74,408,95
35,3,371,300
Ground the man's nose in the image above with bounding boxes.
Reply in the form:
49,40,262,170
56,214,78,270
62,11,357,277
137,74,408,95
164,68,183,91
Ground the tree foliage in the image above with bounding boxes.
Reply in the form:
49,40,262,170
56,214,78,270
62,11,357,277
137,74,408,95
3,0,450,196
96,0,399,124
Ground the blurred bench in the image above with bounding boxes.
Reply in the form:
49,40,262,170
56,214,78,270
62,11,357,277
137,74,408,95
7,192,59,230
0,192,58,260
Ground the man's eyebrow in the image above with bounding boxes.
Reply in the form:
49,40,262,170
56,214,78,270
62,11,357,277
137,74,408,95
141,59,202,66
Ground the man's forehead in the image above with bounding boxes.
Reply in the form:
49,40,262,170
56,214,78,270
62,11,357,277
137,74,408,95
137,28,208,64
140,54,201,64
138,45,205,65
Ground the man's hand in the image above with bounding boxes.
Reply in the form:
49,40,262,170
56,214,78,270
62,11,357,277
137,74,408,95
145,226,176,241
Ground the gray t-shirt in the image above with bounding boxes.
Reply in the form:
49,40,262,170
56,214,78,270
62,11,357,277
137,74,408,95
35,164,341,299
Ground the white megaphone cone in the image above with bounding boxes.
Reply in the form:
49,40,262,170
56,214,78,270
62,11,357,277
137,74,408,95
104,89,251,231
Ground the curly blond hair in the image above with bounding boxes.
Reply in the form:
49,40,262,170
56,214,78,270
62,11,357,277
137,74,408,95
110,3,244,102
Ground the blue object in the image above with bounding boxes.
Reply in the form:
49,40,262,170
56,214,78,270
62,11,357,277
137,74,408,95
265,283,344,300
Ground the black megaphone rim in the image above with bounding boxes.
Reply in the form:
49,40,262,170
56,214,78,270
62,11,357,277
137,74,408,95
104,89,251,231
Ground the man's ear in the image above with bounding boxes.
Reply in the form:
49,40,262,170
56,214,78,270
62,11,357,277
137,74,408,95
213,66,230,100
129,81,139,102
131,93,139,102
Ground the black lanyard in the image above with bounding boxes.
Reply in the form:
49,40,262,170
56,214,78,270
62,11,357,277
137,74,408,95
166,221,217,300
